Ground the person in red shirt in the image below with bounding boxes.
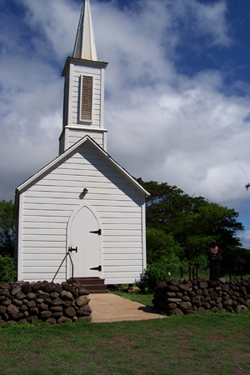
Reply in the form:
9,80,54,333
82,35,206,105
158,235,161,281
208,241,222,280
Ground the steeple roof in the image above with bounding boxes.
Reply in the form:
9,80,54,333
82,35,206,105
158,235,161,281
73,0,97,61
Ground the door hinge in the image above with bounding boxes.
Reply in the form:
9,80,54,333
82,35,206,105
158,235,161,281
89,229,101,235
90,265,102,272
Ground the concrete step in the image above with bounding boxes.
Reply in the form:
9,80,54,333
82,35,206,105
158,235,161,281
74,277,105,285
70,277,109,294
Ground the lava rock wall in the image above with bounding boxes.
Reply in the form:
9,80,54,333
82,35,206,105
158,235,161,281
153,278,250,315
0,280,92,327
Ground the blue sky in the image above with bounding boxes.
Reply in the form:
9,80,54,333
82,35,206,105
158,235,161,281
1,0,250,247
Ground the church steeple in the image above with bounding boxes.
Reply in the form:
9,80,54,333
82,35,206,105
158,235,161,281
73,0,97,61
59,0,108,154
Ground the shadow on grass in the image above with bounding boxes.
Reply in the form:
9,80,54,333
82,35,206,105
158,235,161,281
137,305,165,315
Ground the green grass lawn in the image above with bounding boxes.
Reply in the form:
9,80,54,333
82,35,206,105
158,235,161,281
111,290,154,308
0,310,250,375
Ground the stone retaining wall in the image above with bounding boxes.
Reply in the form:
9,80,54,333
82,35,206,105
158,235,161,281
153,278,250,315
0,280,92,327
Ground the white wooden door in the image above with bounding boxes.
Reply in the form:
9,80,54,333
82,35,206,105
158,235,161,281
68,206,102,277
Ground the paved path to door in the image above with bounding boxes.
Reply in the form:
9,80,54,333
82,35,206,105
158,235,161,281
89,293,166,323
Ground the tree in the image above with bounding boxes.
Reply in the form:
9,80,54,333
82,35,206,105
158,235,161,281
0,200,15,257
146,228,180,264
175,202,243,261
137,179,244,266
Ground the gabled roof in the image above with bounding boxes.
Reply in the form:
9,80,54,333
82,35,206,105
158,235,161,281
15,136,150,204
73,0,97,61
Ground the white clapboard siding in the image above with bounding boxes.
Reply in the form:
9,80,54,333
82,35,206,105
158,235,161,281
103,271,143,280
18,139,146,283
103,259,142,267
68,131,104,148
22,221,67,229
23,240,67,247
104,265,142,272
22,272,65,278
23,190,133,201
102,235,141,242
23,196,139,206
104,253,142,260
23,212,71,220
91,206,140,213
22,262,67,283
23,181,137,200
35,177,112,186
22,237,66,243
22,271,66,284
22,227,66,235
74,65,101,76
23,253,65,260
41,169,127,181
24,248,66,254
103,245,142,252
35,180,137,195
105,277,143,285
22,266,63,271
102,218,141,225
22,204,74,211
28,184,122,192
22,202,136,212
100,211,141,218
24,260,65,267
103,224,141,231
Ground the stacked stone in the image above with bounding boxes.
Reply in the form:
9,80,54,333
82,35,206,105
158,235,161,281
153,278,250,316
0,280,92,327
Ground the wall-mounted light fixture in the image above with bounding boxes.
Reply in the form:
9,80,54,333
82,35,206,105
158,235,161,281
79,188,88,199
82,188,88,196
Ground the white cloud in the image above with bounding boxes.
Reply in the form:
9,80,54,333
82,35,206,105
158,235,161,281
240,231,250,250
1,0,249,226
19,0,79,60
170,0,231,47
105,65,250,203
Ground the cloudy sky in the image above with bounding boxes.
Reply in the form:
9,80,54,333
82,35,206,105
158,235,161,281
1,0,250,247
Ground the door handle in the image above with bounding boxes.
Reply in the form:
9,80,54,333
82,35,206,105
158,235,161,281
68,247,78,252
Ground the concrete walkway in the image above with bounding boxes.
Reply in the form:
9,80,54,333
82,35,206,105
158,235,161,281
89,293,166,323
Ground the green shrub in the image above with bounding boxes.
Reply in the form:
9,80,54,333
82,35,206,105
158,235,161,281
0,255,16,283
143,254,181,292
179,254,209,277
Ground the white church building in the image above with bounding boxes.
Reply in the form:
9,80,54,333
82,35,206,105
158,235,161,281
14,0,149,285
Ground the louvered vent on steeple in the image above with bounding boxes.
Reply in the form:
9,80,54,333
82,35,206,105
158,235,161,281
80,75,93,122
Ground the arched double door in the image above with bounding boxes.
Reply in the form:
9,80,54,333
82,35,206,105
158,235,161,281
67,204,102,278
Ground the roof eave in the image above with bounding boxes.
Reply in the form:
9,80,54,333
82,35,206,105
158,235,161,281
86,138,150,197
62,57,108,77
17,136,150,198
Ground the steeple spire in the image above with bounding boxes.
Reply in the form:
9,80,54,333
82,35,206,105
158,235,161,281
73,0,97,61
59,0,108,154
